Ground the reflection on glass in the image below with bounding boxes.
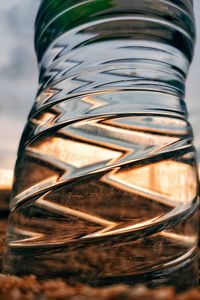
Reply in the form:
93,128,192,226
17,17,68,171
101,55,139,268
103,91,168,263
3,0,199,291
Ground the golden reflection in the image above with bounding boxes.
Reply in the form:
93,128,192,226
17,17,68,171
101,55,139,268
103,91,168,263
36,88,58,104
10,228,44,246
32,111,55,125
32,137,122,168
82,94,107,109
70,117,179,149
102,160,197,206
18,113,198,214
36,198,116,227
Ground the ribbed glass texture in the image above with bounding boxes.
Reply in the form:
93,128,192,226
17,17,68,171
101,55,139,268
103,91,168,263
4,0,199,290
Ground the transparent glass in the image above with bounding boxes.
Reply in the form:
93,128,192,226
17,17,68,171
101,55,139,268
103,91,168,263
4,0,199,290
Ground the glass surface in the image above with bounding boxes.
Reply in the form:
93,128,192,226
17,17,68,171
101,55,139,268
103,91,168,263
2,0,199,290
0,0,199,173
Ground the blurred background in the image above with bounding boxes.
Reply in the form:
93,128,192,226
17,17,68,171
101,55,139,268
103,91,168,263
0,0,200,173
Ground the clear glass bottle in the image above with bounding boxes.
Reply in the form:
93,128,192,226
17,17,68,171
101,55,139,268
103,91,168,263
4,0,199,290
